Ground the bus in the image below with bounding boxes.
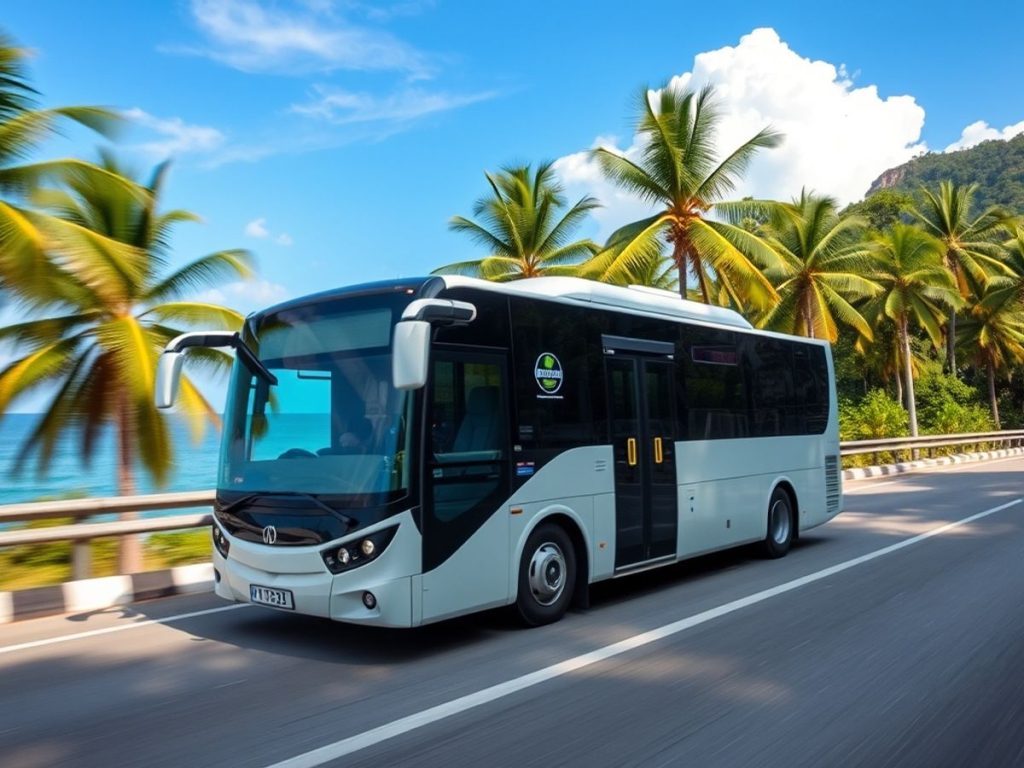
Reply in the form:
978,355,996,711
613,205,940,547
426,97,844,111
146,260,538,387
156,275,843,627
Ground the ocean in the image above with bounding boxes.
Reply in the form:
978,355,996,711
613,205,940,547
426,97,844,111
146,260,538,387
0,413,225,505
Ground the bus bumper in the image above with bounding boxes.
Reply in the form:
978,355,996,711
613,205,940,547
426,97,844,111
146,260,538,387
212,513,419,628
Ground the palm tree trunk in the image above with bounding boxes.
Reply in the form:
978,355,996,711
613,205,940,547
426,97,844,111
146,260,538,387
988,360,1000,429
673,241,688,300
804,291,815,339
117,386,142,574
900,317,918,437
946,308,957,377
894,370,902,406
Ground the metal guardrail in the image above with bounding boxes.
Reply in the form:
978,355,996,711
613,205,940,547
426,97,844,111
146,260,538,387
840,430,1024,456
1,431,1023,581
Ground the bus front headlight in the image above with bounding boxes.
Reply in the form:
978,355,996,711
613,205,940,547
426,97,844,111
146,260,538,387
321,526,397,574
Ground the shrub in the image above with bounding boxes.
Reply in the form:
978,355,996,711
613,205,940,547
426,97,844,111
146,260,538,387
839,390,908,441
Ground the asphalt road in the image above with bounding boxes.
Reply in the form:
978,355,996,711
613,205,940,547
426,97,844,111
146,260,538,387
3,456,1024,768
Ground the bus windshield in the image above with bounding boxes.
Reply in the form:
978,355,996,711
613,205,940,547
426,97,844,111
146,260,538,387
218,294,416,505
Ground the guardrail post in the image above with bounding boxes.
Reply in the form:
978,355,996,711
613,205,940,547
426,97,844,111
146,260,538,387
72,539,91,581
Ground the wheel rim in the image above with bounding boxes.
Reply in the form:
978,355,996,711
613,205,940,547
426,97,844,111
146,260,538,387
770,499,791,545
528,542,566,607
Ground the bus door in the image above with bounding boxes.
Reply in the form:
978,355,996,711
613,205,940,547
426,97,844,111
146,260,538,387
421,349,511,620
603,335,678,569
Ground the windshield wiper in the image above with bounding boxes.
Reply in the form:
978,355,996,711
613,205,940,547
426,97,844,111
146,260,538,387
214,491,358,530
265,492,358,530
216,492,262,518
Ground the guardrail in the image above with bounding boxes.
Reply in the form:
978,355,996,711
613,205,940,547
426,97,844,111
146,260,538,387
2,431,1024,581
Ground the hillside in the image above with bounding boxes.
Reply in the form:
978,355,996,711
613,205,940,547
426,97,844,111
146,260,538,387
866,133,1024,212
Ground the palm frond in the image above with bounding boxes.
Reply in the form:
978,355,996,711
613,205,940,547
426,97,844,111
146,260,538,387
143,250,253,303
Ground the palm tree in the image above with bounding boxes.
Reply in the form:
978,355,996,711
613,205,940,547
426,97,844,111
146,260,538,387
863,224,960,437
913,181,1011,375
957,286,1024,428
0,153,252,572
434,162,600,281
983,225,1024,309
0,32,134,297
585,83,782,309
757,191,879,342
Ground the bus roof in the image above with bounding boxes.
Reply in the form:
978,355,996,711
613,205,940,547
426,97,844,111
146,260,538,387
440,275,754,330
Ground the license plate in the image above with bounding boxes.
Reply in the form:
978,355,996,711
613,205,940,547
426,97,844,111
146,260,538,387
250,585,295,610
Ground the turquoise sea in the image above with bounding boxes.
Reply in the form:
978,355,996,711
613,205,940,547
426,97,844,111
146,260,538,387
0,413,224,505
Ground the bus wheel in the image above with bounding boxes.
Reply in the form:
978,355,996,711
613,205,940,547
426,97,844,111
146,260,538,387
761,488,794,559
515,523,576,627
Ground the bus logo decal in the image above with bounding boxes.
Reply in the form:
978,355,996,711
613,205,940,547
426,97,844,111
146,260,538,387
534,353,564,395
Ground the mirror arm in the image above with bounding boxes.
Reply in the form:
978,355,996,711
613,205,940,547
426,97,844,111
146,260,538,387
165,331,277,386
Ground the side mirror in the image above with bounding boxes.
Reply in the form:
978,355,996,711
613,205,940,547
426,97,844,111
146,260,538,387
153,330,277,409
155,351,185,409
392,320,431,390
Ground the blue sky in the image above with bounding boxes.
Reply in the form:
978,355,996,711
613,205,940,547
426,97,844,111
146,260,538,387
5,0,1024,316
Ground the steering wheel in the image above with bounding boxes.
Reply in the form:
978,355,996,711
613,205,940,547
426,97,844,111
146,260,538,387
278,448,317,459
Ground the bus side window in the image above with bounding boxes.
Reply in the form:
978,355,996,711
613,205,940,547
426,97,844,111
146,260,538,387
428,357,507,526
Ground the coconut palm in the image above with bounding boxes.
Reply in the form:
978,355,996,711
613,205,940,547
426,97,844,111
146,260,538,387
862,224,960,436
622,255,680,292
434,162,600,281
585,83,782,309
982,225,1024,309
0,153,252,571
757,191,879,342
0,32,134,297
957,286,1024,428
913,181,1011,374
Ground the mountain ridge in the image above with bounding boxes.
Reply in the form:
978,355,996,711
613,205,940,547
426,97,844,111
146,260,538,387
865,133,1024,212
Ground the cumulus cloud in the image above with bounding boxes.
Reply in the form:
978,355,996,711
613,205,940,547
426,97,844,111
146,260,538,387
945,119,1024,152
196,278,291,312
290,85,495,126
244,217,292,246
124,107,225,158
181,0,433,78
554,28,927,238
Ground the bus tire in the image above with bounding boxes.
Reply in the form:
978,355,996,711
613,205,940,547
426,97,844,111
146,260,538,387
515,523,576,627
761,487,794,558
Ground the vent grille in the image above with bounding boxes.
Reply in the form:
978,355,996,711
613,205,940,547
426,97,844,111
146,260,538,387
825,455,840,511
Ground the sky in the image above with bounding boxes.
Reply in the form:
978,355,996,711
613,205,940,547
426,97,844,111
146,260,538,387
6,0,1024,312
3,0,1024,412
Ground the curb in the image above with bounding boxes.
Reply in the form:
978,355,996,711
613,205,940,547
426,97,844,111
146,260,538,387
0,563,213,625
842,446,1024,480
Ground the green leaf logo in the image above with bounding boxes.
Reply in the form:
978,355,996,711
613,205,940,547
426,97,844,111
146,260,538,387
534,352,563,395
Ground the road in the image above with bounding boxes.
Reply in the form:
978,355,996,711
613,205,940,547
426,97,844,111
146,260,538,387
2,456,1024,768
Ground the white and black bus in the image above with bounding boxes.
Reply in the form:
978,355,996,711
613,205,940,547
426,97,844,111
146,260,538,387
157,275,842,627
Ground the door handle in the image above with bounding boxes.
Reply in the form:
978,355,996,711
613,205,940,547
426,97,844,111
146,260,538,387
627,437,637,466
654,437,663,464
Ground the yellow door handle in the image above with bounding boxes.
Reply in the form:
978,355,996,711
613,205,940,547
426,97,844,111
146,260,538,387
654,437,663,464
627,437,637,466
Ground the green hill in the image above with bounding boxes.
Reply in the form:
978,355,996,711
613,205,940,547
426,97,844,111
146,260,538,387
866,133,1024,213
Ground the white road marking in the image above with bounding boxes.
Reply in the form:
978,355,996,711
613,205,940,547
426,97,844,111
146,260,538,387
264,497,1022,768
844,454,1024,493
0,603,250,656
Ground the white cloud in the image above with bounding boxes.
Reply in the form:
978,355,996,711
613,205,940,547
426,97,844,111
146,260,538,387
124,107,225,158
290,85,495,125
554,28,927,238
244,217,269,238
196,278,291,313
945,119,1024,152
244,217,292,246
183,0,433,78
